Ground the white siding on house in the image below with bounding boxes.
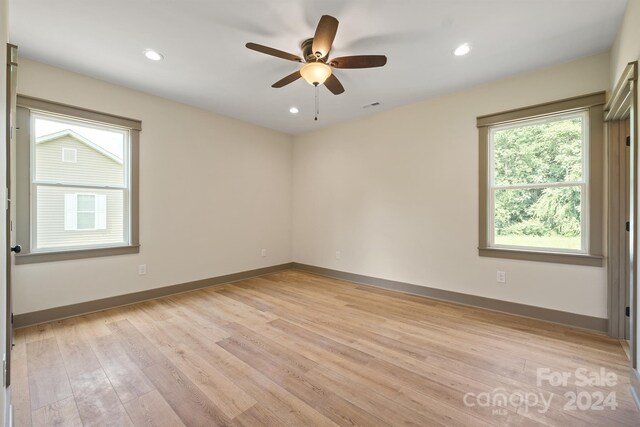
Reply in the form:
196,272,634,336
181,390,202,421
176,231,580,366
63,193,77,230
36,134,124,186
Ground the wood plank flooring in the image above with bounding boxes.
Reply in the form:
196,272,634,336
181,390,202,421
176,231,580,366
11,270,639,426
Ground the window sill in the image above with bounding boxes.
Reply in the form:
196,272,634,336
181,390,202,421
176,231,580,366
478,247,604,267
15,245,140,265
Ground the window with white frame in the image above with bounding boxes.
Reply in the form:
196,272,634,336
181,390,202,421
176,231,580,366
16,96,141,263
64,193,107,231
477,92,604,266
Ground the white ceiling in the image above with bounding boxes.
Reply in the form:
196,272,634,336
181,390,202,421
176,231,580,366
10,0,627,135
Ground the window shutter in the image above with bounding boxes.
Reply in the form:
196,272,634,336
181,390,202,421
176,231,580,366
64,193,78,230
96,194,107,230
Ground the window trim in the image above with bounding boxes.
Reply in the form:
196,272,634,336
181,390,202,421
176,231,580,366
477,92,605,266
15,95,141,264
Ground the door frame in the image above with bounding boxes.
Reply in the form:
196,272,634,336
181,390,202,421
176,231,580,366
605,60,639,406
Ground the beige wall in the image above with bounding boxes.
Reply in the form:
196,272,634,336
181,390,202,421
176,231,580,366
14,58,293,314
292,52,610,318
610,0,640,89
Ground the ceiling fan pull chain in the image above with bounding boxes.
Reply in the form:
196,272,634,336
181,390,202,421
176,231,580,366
315,84,319,121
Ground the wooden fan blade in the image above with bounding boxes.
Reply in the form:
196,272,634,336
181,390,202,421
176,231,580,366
312,15,339,58
272,71,302,88
324,74,345,95
246,42,303,62
330,55,387,69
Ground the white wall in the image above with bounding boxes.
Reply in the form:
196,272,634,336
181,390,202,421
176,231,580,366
14,58,293,314
610,0,640,89
292,52,610,318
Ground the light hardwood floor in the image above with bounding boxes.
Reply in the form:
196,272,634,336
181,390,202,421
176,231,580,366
11,270,639,426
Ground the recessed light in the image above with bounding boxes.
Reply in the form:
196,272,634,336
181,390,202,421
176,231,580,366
144,49,164,61
289,106,299,114
453,43,471,56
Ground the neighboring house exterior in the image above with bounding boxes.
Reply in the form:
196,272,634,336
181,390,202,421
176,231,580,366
35,130,127,249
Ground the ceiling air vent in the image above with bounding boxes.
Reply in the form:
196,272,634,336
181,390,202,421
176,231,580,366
363,102,381,109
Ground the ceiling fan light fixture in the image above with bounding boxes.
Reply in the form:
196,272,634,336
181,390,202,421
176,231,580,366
300,62,332,86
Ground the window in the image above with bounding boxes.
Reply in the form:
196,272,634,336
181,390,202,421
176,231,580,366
64,193,107,231
477,92,605,266
490,111,588,252
62,147,77,163
16,96,141,263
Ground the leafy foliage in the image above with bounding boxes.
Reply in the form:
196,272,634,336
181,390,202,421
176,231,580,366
492,116,583,245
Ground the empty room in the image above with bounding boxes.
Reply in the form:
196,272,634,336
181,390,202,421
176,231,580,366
1,0,640,426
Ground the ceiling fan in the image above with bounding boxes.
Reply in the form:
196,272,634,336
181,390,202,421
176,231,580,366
246,15,387,95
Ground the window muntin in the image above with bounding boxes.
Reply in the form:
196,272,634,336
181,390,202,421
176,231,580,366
31,111,130,252
488,111,588,253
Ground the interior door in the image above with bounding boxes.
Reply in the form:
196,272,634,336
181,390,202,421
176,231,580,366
5,44,17,389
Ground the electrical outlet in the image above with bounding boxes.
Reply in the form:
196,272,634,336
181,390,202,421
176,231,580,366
261,248,267,257
496,270,506,283
335,250,341,260
138,264,147,275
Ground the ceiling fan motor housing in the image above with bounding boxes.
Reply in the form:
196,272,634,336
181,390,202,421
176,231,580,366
301,38,327,62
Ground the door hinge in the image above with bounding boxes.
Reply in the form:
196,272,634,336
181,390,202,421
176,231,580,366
626,136,631,146
626,306,631,317
626,221,630,232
